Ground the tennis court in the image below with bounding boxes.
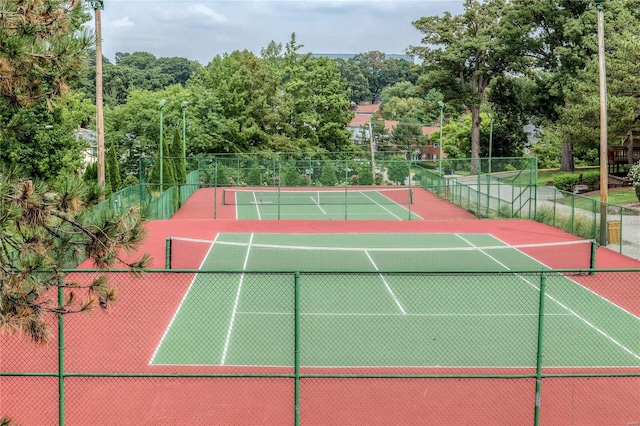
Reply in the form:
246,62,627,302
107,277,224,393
222,187,421,220
152,233,640,369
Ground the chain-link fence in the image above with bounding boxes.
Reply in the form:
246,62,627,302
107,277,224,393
2,269,639,425
417,159,640,260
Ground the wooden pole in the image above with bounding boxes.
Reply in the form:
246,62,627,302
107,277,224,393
94,2,105,200
596,0,608,245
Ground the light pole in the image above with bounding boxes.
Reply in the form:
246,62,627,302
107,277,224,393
438,101,445,178
181,101,188,161
159,99,166,191
488,113,494,176
487,113,494,216
595,0,609,245
90,0,105,198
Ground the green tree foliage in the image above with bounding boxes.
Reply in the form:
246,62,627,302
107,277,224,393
282,160,302,186
1,97,89,180
0,174,149,343
319,161,339,186
386,156,410,185
485,76,533,158
171,129,186,185
349,52,418,102
554,2,640,163
149,134,176,192
411,0,527,173
281,53,354,153
106,141,122,192
0,0,91,107
194,49,281,153
0,1,94,179
335,58,372,104
106,85,193,179
79,51,202,106
390,122,428,157
356,163,374,185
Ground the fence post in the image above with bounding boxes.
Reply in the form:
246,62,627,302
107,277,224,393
533,272,547,426
294,272,301,426
58,281,65,426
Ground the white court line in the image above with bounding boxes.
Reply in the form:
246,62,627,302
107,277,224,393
220,233,254,365
237,311,572,317
149,233,220,364
311,195,327,215
365,190,424,220
365,250,406,314
455,233,640,362
360,191,404,220
252,193,262,220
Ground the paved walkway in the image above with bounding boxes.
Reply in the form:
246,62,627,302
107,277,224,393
451,175,640,261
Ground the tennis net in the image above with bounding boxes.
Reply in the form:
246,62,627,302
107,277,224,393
221,188,413,206
165,236,596,271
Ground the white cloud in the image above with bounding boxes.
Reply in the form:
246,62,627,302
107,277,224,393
95,1,465,64
112,16,134,28
186,4,227,24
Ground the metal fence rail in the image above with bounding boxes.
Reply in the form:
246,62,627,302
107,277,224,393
417,161,640,260
2,269,639,425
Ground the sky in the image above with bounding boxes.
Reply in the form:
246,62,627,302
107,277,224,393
90,0,465,65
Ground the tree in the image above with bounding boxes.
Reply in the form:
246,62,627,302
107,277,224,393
106,141,122,193
0,0,93,177
386,156,410,185
319,161,339,186
171,129,187,185
551,2,640,168
280,37,354,153
505,0,592,169
149,134,176,192
350,52,417,102
0,0,91,108
335,59,372,104
390,122,428,157
411,0,526,173
0,173,149,343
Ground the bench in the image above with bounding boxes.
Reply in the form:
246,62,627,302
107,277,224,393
573,184,589,194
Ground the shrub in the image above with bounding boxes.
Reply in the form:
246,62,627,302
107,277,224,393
553,174,580,192
581,170,600,189
627,161,640,184
628,161,640,201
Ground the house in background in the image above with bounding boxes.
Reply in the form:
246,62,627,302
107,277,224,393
75,127,97,167
608,130,640,173
348,103,441,160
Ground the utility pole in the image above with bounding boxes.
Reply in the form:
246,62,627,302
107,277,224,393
90,1,105,198
595,0,608,245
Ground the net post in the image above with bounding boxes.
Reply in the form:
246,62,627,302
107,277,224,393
590,240,598,275
214,161,218,219
408,159,412,220
165,237,172,269
533,272,547,426
278,161,282,220
293,271,301,426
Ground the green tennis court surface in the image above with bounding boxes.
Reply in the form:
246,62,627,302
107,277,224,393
223,188,422,220
152,233,640,369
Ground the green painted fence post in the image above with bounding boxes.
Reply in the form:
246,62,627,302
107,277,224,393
58,281,65,426
534,272,547,426
294,272,301,426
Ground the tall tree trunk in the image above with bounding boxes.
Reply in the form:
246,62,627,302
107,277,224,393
560,142,574,171
628,131,635,165
470,106,481,174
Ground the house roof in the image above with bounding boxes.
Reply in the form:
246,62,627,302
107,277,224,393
353,103,381,114
348,104,440,137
